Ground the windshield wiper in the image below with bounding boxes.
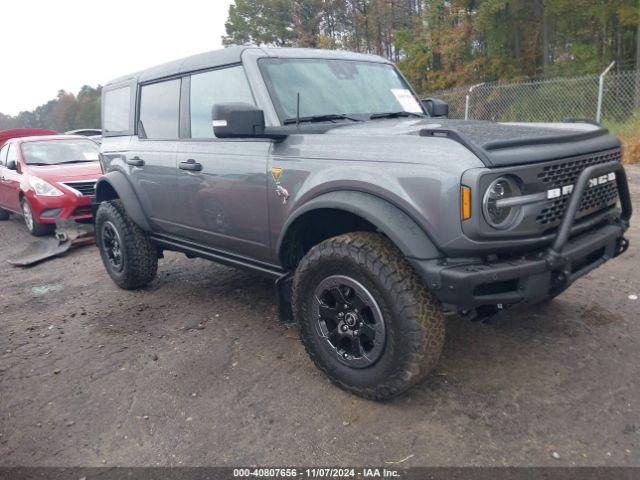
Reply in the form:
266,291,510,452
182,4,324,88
283,114,362,125
369,111,425,119
59,159,96,164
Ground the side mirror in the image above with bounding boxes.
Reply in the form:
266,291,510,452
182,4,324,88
6,160,17,170
422,98,449,118
212,103,267,138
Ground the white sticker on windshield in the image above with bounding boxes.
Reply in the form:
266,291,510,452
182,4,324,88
83,152,99,160
391,89,422,113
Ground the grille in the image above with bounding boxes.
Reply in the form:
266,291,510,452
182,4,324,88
536,181,618,225
537,150,621,188
72,205,93,216
62,181,97,197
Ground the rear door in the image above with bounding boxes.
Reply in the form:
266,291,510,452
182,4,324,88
175,65,271,261
127,79,181,233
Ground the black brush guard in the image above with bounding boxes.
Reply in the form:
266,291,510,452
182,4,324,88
415,161,632,311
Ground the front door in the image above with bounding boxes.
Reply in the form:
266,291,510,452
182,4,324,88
176,140,271,260
175,64,271,261
0,143,10,208
0,143,23,212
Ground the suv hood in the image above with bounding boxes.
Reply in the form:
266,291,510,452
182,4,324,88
326,118,621,167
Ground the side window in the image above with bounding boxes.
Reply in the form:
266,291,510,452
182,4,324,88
190,66,255,139
139,79,181,140
0,144,8,166
103,86,131,133
7,144,18,164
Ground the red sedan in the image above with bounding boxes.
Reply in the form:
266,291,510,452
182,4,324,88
0,135,103,235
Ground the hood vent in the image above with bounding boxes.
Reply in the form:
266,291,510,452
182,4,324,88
419,120,621,167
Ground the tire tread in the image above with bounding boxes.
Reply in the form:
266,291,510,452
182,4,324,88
96,200,158,289
292,231,444,400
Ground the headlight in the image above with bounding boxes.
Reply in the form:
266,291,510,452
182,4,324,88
482,176,520,229
29,176,64,197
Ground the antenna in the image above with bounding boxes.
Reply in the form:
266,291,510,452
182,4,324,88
296,92,300,130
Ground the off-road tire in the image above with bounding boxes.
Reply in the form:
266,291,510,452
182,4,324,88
0,208,10,221
292,231,445,400
21,197,53,236
95,200,158,290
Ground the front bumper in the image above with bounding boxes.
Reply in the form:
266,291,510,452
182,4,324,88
412,161,632,311
413,224,627,310
27,191,94,224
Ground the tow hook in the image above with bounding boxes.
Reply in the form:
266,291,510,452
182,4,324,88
550,271,568,294
615,237,630,257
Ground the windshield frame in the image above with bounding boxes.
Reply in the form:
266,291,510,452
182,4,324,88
258,57,427,125
20,138,100,166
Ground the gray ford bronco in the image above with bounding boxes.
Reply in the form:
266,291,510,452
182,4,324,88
96,47,632,399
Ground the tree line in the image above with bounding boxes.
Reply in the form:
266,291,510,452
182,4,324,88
224,0,640,93
1,1,637,130
0,86,101,133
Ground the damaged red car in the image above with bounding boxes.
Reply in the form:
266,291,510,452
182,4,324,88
0,135,102,235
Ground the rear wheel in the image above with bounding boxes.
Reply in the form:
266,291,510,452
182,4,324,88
95,200,158,289
292,232,445,400
21,197,52,236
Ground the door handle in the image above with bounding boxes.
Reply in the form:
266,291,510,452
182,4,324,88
126,156,145,167
179,159,202,172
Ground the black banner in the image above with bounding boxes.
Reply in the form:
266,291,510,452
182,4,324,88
0,468,639,480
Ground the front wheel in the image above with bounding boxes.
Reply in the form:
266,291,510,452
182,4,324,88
292,232,445,400
21,197,52,236
95,200,158,289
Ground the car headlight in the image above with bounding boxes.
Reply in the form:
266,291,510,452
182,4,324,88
29,176,64,197
482,176,521,229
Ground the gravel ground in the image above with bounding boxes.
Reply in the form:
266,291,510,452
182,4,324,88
0,165,639,468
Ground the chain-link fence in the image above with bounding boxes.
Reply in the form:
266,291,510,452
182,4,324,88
430,69,640,162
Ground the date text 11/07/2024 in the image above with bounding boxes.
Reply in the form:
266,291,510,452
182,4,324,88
232,468,401,477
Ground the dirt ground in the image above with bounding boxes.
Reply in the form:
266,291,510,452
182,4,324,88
1,165,639,468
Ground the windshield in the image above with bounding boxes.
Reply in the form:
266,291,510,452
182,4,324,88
259,58,424,122
21,139,100,165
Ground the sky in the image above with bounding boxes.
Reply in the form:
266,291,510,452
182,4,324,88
0,0,234,116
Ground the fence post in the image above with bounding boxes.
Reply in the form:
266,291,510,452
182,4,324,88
465,83,485,120
596,61,616,124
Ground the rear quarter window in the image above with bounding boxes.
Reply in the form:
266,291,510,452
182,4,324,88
103,86,132,135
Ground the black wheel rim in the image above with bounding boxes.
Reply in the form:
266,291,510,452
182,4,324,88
312,275,386,368
101,221,124,272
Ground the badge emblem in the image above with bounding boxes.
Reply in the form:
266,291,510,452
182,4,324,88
271,167,283,184
271,167,289,204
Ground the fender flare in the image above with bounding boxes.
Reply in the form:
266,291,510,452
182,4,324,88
278,191,442,260
95,171,151,231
